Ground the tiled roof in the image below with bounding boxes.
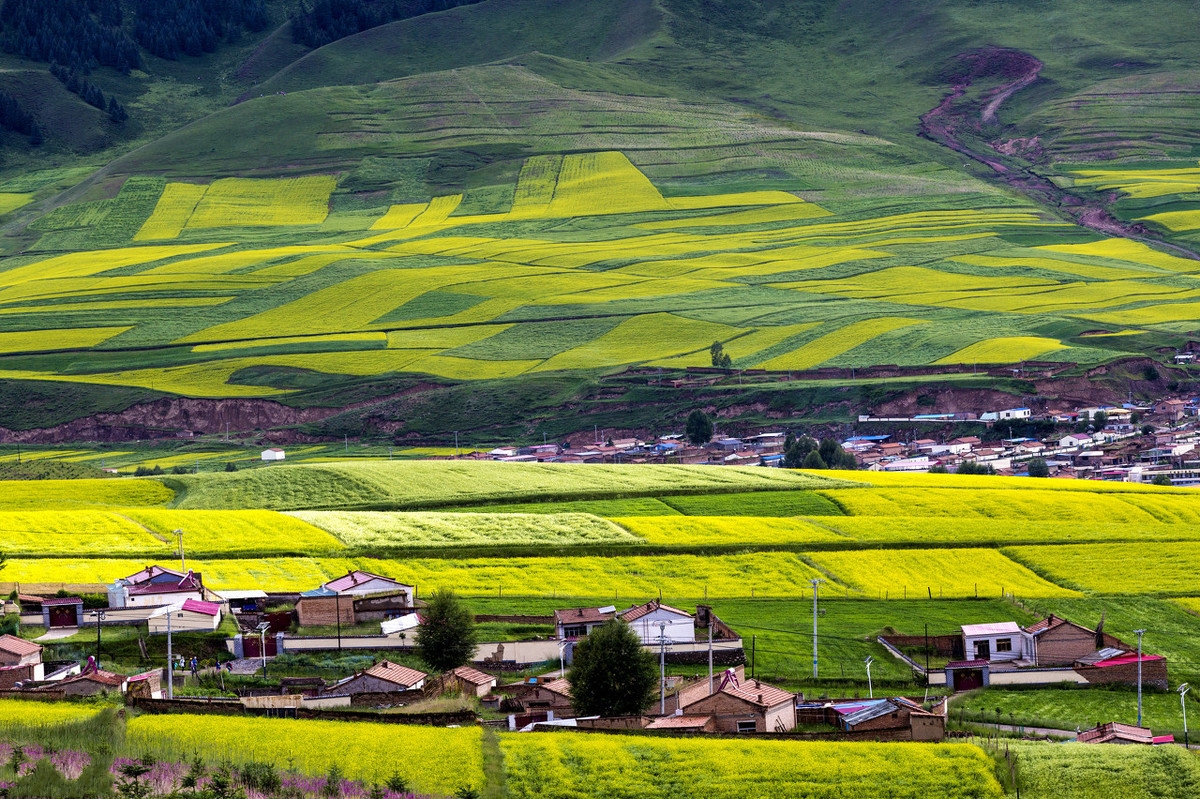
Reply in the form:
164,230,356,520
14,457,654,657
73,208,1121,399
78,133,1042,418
945,659,990,669
121,565,185,585
553,607,616,625
40,597,83,607
620,600,692,623
181,599,221,616
325,571,409,592
365,661,427,688
1078,722,1153,744
541,678,572,697
720,680,793,708
0,635,41,657
646,715,712,729
128,571,202,595
68,670,125,687
451,666,494,685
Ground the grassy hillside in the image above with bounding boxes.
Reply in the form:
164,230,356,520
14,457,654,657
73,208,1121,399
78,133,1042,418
0,0,1197,432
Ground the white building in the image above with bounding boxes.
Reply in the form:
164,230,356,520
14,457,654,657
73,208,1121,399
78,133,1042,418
620,600,695,645
961,622,1030,663
147,599,222,634
261,448,285,461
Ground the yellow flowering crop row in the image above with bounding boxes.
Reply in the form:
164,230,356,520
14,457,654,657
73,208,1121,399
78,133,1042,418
757,317,924,370
127,715,484,793
934,336,1066,364
292,511,639,549
500,733,1003,799
134,182,208,240
186,176,336,228
533,313,739,371
0,326,130,354
615,515,846,547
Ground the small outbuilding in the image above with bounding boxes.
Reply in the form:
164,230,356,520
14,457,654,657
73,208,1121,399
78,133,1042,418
322,661,427,697
147,599,222,634
41,597,84,628
681,674,795,733
443,665,497,698
261,448,286,461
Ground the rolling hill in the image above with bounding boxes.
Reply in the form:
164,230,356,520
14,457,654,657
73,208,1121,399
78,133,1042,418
0,0,1198,438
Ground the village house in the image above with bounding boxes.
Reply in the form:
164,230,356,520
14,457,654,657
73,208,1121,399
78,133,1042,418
554,600,698,646
554,605,618,640
55,669,127,697
499,677,575,717
442,665,496,698
1025,614,1109,666
681,671,795,733
0,635,43,688
962,622,1031,664
147,599,223,634
796,697,947,741
108,566,213,608
297,570,416,626
1155,399,1188,421
322,660,427,697
260,448,285,461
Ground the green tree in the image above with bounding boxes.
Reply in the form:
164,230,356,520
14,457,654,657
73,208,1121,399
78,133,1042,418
929,464,948,474
709,340,731,369
685,410,714,445
1027,457,1049,478
818,438,856,470
1092,410,1108,429
783,435,817,468
801,450,827,469
568,619,657,717
1152,473,1173,486
416,589,477,672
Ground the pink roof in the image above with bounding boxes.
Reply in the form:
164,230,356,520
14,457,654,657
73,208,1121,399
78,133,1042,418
451,666,495,685
541,678,572,697
554,607,616,626
122,565,185,585
1153,734,1175,744
181,599,221,616
364,661,427,688
1092,653,1165,668
717,680,793,709
324,570,409,592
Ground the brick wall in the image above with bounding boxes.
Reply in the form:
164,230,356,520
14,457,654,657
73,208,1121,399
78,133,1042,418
0,664,36,690
1078,659,1168,690
474,615,554,625
347,689,426,707
1036,625,1102,666
296,597,355,627
879,633,961,658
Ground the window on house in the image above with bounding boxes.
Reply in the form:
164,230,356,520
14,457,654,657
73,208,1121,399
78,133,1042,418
736,720,757,733
995,638,1013,652
562,625,587,638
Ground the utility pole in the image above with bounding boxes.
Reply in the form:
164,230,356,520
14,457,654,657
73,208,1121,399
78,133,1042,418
454,431,459,457
658,621,667,715
1135,629,1146,726
864,656,874,698
173,528,185,571
91,610,105,670
335,593,342,651
810,578,824,678
166,610,179,699
707,619,714,688
1180,683,1190,749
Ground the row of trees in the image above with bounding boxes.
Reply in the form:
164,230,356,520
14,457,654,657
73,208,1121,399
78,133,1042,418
290,0,484,48
0,91,43,145
0,0,139,72
781,433,856,470
49,62,127,122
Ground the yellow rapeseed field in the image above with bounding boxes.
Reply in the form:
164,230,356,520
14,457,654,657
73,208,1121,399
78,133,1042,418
546,152,672,217
757,317,924,370
934,336,1066,364
134,182,208,240
0,326,130,354
127,715,484,793
615,516,847,546
186,176,336,228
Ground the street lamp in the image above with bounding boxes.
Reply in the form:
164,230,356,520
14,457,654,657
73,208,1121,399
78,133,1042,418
256,621,271,676
1135,629,1146,727
90,610,106,670
658,621,668,715
864,656,874,699
1180,683,1190,749
172,528,185,571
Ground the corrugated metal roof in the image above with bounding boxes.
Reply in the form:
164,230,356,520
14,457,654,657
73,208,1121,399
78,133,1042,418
961,622,1022,637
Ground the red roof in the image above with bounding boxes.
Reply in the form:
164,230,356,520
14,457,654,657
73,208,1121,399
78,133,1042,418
554,607,616,626
0,635,41,657
68,670,125,687
714,680,793,709
620,600,692,623
1091,653,1165,668
1153,734,1175,744
364,661,427,688
41,597,83,607
181,599,221,616
451,666,494,686
121,565,185,585
540,678,572,697
945,660,990,669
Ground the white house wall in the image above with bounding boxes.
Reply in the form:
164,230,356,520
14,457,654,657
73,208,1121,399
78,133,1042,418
629,610,695,644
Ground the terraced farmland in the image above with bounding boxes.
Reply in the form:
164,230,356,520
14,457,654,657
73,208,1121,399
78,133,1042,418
1,143,1193,401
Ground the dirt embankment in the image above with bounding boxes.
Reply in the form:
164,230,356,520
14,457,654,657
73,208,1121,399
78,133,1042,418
919,47,1199,259
0,397,347,444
